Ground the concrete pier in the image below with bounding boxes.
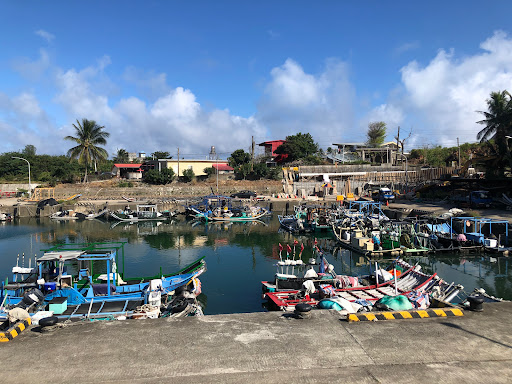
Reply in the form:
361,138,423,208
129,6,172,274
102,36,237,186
1,302,512,383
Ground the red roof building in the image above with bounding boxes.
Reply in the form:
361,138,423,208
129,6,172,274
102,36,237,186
112,163,143,179
212,164,234,172
258,140,288,163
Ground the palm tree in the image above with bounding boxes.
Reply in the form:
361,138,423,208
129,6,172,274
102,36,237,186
113,148,130,163
477,90,512,176
65,119,110,183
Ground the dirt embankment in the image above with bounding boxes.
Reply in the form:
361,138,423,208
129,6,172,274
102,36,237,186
50,179,283,201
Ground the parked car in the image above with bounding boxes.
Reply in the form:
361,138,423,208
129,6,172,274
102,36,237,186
230,190,257,199
373,187,395,203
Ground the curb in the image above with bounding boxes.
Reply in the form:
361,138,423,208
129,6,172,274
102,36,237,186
347,308,464,322
0,317,32,342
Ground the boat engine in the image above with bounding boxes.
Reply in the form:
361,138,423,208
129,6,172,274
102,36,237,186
20,288,44,309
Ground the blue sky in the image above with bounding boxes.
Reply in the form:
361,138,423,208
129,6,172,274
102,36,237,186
1,1,512,159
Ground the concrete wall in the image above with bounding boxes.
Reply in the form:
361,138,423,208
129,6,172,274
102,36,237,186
0,183,40,193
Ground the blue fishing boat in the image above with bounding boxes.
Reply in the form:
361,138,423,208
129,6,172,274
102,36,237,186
0,242,206,322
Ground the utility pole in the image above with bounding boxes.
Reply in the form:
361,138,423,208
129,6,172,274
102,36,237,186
457,137,460,168
395,126,400,165
251,136,255,172
177,147,180,180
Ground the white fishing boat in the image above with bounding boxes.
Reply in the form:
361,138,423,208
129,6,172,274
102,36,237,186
110,204,167,222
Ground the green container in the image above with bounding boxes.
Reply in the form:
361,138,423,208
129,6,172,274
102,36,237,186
49,297,68,315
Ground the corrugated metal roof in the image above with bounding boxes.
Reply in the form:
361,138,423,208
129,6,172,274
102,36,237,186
213,164,234,171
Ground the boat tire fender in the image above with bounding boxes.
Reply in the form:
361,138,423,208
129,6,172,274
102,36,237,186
39,316,59,328
295,303,312,313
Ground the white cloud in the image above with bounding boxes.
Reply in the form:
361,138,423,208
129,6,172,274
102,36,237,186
4,31,512,156
12,48,50,81
0,91,57,153
52,61,264,157
366,31,512,148
394,41,419,56
35,29,55,43
256,58,356,146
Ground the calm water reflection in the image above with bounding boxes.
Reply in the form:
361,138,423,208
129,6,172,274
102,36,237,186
1,217,511,314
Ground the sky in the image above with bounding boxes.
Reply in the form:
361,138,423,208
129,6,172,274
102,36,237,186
2,1,512,160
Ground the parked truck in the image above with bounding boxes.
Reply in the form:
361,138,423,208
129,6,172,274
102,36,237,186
469,190,492,208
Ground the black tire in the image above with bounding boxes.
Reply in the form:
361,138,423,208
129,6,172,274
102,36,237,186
295,303,312,312
39,316,59,327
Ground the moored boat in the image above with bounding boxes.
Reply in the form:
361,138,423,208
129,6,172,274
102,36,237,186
110,204,167,222
0,242,206,322
264,259,441,312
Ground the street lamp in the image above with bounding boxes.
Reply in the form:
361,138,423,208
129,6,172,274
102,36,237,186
12,156,31,199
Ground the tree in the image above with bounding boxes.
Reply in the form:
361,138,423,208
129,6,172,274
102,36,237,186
182,168,195,182
65,119,110,183
228,149,251,167
366,122,387,147
204,167,216,177
22,145,36,157
274,132,319,162
477,90,512,176
113,149,129,163
152,151,171,159
143,168,175,184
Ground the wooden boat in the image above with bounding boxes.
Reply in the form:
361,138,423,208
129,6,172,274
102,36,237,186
110,204,167,222
264,260,440,312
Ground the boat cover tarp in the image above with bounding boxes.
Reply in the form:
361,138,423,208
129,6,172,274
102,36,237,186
426,223,453,234
92,284,117,295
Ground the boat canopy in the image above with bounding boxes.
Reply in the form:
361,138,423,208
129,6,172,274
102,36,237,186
37,251,84,262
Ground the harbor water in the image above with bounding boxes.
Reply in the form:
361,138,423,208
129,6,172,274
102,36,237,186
1,216,511,314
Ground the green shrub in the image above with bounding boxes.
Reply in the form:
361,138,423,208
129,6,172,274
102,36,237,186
143,168,175,185
182,168,195,182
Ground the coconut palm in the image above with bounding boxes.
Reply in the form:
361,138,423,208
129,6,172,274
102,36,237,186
65,119,110,183
113,148,130,163
476,90,512,176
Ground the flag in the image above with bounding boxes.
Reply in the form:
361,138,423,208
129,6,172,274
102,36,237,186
300,243,304,252
319,256,329,274
286,244,292,254
319,256,326,274
279,243,283,252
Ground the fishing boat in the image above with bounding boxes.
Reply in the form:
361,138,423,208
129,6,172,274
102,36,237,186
50,209,109,221
332,225,403,259
277,214,312,234
264,259,442,312
206,205,269,222
184,194,236,219
0,242,206,322
110,204,167,222
262,243,357,294
0,213,12,221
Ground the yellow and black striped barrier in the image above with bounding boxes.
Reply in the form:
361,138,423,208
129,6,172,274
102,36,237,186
347,308,464,322
0,317,31,342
